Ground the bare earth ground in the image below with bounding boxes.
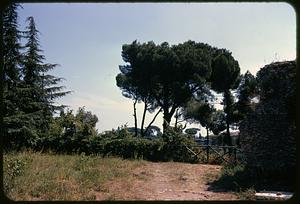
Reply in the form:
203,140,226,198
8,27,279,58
95,162,237,200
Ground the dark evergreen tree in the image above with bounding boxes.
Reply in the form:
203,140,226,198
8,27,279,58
235,71,257,121
182,98,226,136
117,40,215,134
19,16,70,148
117,41,160,137
210,51,240,146
2,3,24,149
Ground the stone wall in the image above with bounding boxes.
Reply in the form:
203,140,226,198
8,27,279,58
240,113,296,172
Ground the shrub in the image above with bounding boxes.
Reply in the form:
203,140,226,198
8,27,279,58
102,137,165,161
3,153,32,194
97,126,202,163
160,127,202,163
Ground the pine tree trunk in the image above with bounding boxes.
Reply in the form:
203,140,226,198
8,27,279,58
206,127,209,163
133,99,138,137
141,102,147,137
144,108,162,136
162,106,177,134
174,109,179,129
163,113,172,134
224,90,232,147
226,119,231,146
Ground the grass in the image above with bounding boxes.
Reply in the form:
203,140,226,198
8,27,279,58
3,151,146,201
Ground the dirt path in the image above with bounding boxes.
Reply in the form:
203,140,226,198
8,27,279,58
95,162,237,200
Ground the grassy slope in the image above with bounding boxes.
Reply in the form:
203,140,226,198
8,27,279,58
3,151,145,200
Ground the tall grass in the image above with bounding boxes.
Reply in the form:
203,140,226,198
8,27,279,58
3,151,145,200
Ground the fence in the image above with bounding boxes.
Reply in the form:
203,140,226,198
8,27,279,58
184,144,245,164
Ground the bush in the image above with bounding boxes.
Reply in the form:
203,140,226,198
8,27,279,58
10,120,209,164
38,107,99,154
3,152,32,194
160,127,202,163
89,126,202,163
102,137,165,160
97,128,164,160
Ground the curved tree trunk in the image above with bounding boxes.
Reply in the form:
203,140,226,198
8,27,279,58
133,99,138,137
162,105,178,133
226,119,231,146
174,109,179,129
140,101,148,137
223,90,232,146
206,127,209,163
144,107,162,136
163,113,172,134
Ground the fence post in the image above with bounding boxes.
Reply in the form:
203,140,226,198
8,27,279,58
234,147,237,164
206,145,209,164
206,132,209,163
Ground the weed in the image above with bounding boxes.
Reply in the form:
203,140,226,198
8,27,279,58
236,187,256,200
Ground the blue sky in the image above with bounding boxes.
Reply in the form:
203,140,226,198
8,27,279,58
18,3,296,134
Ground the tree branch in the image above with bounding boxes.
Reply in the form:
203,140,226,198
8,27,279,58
144,107,162,135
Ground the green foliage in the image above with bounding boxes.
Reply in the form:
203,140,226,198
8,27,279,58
256,61,296,119
19,16,70,142
117,40,218,133
209,110,226,135
88,127,164,161
161,127,201,163
183,99,226,136
43,119,202,163
101,137,165,161
234,71,258,121
209,51,240,145
117,41,159,136
43,107,98,153
184,99,214,127
210,51,240,92
2,3,24,149
2,3,22,83
3,152,32,194
3,9,70,151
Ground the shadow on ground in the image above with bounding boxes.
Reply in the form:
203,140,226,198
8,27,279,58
206,165,295,193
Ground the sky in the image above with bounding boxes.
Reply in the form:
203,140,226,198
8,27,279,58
17,3,296,134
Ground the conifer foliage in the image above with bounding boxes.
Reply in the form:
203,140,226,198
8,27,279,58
2,4,70,150
2,3,24,148
20,16,70,143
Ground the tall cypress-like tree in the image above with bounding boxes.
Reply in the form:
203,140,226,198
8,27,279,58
235,71,257,120
2,3,24,148
210,51,240,146
20,16,70,147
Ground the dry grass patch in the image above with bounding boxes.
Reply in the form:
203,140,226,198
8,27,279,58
3,151,146,201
